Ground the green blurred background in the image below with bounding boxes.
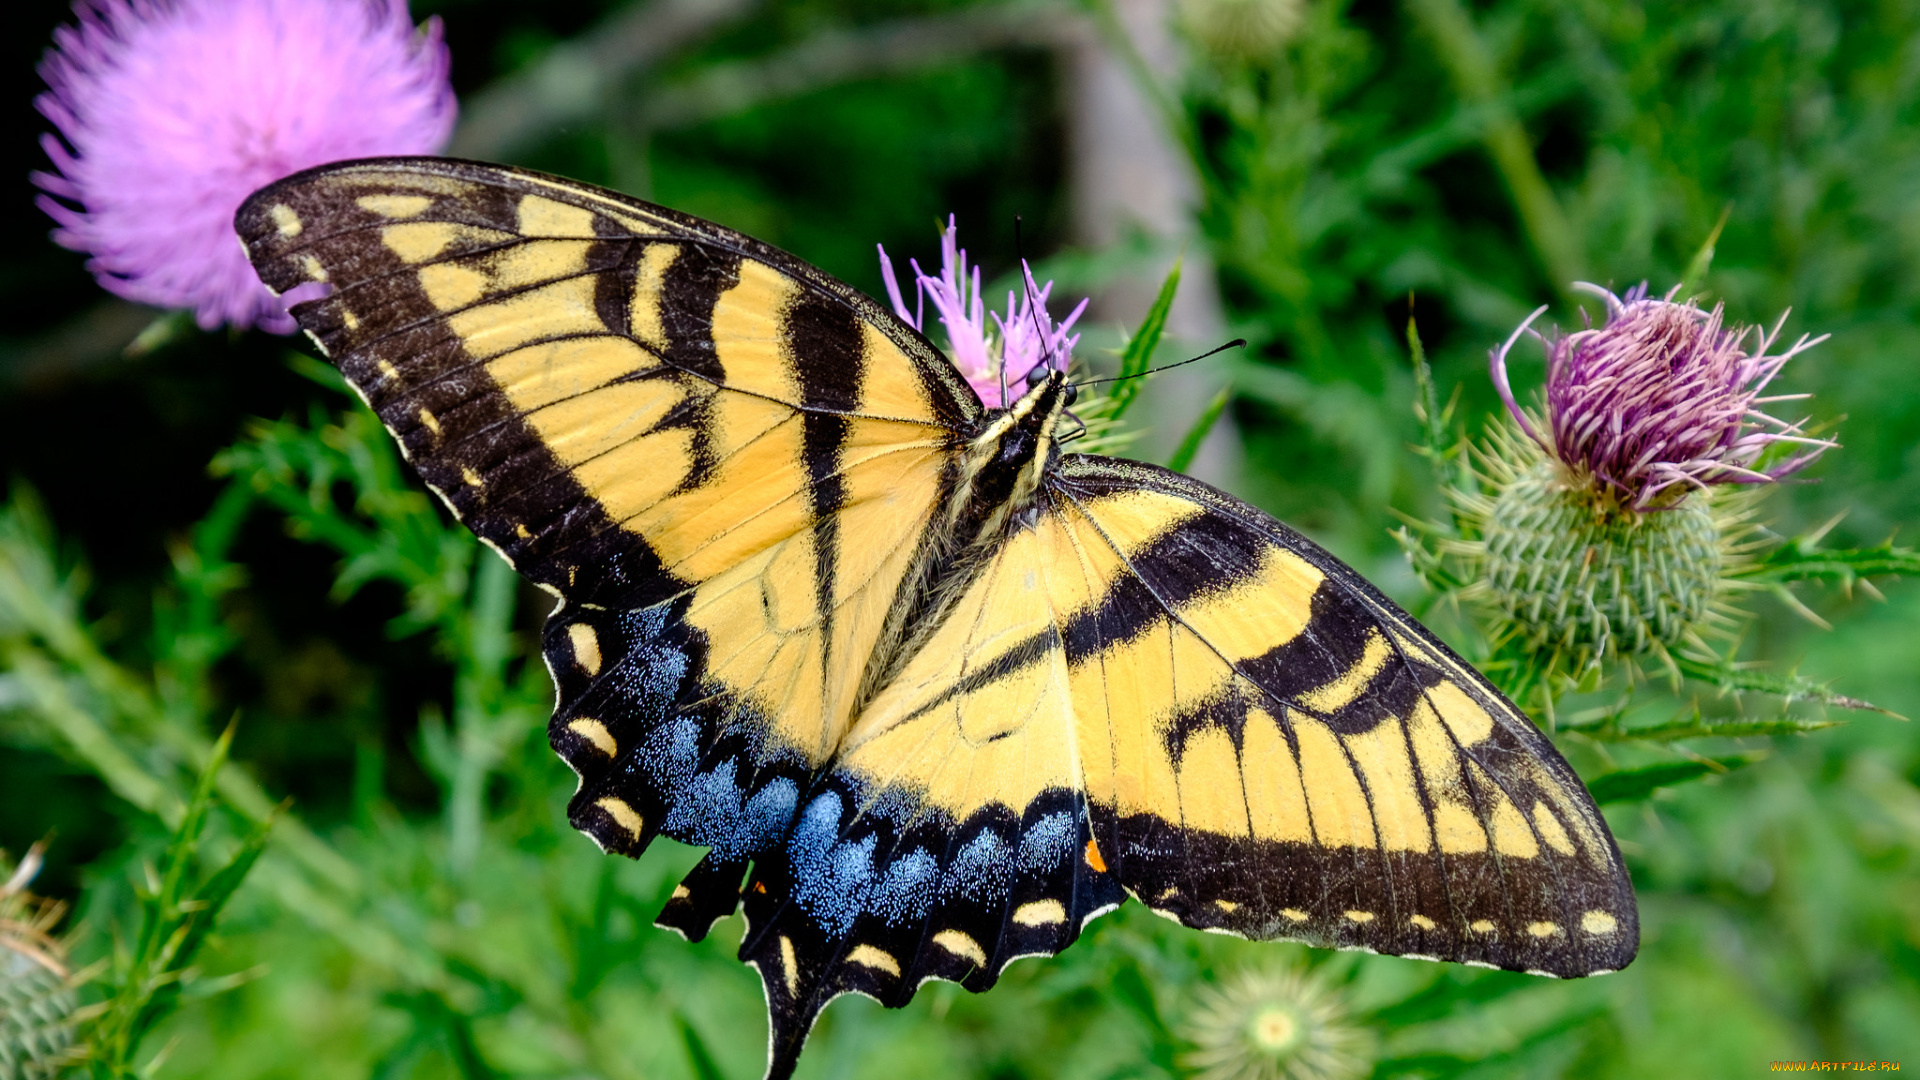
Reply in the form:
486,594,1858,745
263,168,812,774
2,0,1918,1076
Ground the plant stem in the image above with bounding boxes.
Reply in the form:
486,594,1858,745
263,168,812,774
1403,0,1583,303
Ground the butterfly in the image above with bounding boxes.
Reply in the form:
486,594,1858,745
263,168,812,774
237,158,1637,1080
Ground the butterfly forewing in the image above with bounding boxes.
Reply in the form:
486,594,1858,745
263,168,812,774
1049,457,1637,976
240,160,977,805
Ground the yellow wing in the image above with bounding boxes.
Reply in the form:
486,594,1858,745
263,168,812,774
727,455,1637,1073
237,157,980,843
1045,458,1636,968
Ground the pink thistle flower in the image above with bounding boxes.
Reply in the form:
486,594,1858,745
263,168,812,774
33,0,456,333
1490,282,1835,510
878,216,1088,409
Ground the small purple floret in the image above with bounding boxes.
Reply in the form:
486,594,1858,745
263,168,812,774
879,217,1087,409
34,0,457,333
1491,282,1835,510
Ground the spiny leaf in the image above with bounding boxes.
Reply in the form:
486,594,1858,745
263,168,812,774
1560,701,1845,741
1599,715,1843,742
129,809,273,1048
1407,307,1447,461
1675,655,1897,716
1588,754,1764,804
1106,259,1180,421
1733,538,1920,587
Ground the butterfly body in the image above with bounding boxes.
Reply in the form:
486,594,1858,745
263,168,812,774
855,369,1074,707
237,158,1637,1080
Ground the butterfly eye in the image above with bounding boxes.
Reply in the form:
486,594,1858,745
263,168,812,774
1062,383,1079,407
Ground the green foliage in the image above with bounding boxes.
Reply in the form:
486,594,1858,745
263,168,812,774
1586,756,1763,807
5,0,1920,1076
1165,386,1233,474
1106,258,1181,423
76,726,270,1079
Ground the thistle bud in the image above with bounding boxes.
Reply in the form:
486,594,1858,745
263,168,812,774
1178,963,1371,1080
1458,284,1834,675
1482,455,1722,666
1177,0,1306,62
0,847,77,1080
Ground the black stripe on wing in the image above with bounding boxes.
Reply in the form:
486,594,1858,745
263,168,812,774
1047,455,1639,980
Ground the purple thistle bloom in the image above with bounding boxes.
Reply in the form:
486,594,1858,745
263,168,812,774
33,0,456,333
1491,282,1835,510
878,216,1088,409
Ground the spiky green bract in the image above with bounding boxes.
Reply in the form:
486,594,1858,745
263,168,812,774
0,847,76,1080
1057,259,1187,460
0,952,74,1080
1484,459,1721,672
1179,964,1371,1080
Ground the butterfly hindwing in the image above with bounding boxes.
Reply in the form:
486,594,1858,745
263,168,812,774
733,514,1134,1074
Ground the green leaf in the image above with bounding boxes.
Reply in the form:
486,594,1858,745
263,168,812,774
286,350,351,394
1106,259,1180,421
1733,538,1920,587
1560,701,1846,741
123,309,197,359
1164,385,1232,473
1369,966,1540,1027
1605,715,1843,742
1677,204,1732,299
1407,306,1446,459
83,721,274,1076
129,810,273,1048
1588,754,1763,804
677,1015,728,1080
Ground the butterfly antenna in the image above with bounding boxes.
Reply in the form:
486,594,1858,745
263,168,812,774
1074,338,1247,390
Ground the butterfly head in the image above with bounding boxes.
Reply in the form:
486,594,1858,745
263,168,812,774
956,368,1074,529
1001,367,1074,466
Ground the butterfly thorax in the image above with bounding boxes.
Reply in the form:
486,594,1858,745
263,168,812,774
852,371,1072,712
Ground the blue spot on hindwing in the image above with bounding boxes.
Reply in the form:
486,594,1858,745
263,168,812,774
744,779,799,847
789,792,877,935
604,609,687,715
639,715,701,792
661,760,798,859
1018,812,1074,874
871,847,936,926
943,829,1010,902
